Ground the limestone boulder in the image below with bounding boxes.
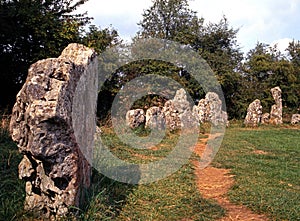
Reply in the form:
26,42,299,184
145,106,165,130
126,109,145,129
192,98,208,123
163,88,197,130
163,100,181,131
9,44,97,219
291,114,300,124
244,99,262,127
269,86,283,125
261,113,270,124
193,92,228,126
205,92,224,125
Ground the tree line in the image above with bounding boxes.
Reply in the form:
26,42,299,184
1,0,299,120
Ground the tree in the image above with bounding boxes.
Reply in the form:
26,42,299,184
81,25,120,54
137,1,244,118
242,42,299,116
0,0,120,111
196,17,243,118
137,0,203,45
0,0,93,108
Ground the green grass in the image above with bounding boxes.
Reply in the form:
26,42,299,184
1,119,299,220
0,124,26,221
0,124,223,221
83,127,224,220
213,125,300,220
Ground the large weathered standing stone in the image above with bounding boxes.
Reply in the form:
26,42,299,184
126,109,145,129
163,100,181,131
193,92,228,126
291,114,300,124
163,88,197,130
145,106,165,130
269,86,283,125
205,92,225,125
10,44,97,219
244,99,262,127
192,98,208,123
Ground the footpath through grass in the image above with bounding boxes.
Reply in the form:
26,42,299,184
82,127,224,220
1,123,299,220
213,125,300,220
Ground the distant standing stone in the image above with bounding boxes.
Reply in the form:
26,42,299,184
261,113,270,124
126,109,145,129
291,114,300,124
193,92,228,126
269,86,283,125
145,106,165,130
244,99,262,127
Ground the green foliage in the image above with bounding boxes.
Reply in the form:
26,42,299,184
0,0,119,109
0,0,88,107
97,58,204,123
97,0,243,122
0,116,25,220
82,25,120,54
137,0,202,45
241,42,300,116
196,17,243,118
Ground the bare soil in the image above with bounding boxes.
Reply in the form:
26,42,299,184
193,135,269,221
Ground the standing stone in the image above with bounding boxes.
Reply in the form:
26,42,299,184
291,114,300,124
193,92,228,126
145,106,165,130
126,109,145,129
192,98,207,123
163,100,181,131
163,88,197,130
172,88,196,128
261,113,270,124
205,92,224,125
244,99,263,127
269,86,283,125
10,44,97,219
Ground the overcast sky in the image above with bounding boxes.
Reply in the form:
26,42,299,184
76,0,300,54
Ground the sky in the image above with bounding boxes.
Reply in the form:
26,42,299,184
75,0,300,54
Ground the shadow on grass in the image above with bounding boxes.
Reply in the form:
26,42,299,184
78,169,137,220
0,124,136,221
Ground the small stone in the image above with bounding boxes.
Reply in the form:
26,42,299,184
291,114,300,124
261,113,270,124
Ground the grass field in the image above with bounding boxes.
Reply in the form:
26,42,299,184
0,121,299,220
213,125,300,220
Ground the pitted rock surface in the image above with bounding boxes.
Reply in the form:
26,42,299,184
291,114,300,124
163,88,197,130
269,86,283,125
193,92,228,126
10,43,97,219
145,106,165,130
126,109,145,129
244,99,262,127
261,113,270,124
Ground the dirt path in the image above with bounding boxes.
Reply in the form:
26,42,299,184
193,134,269,221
